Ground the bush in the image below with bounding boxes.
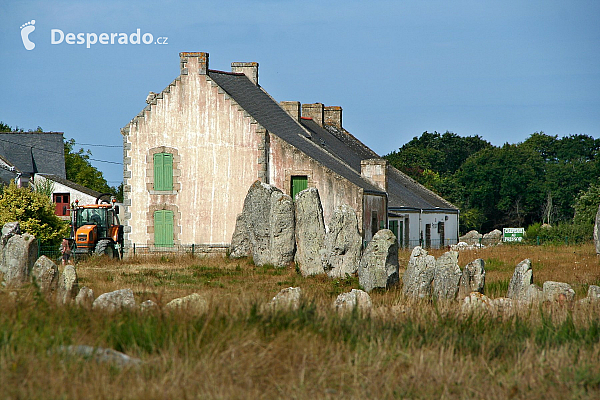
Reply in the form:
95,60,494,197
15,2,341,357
524,221,592,245
0,182,68,246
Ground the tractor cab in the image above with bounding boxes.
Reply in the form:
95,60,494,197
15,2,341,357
70,194,124,258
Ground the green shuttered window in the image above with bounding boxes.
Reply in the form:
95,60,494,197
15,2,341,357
154,210,174,247
154,153,173,191
291,176,308,200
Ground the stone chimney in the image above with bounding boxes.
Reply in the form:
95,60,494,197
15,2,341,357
302,103,324,127
324,106,342,128
361,159,388,192
232,62,259,85
179,52,209,75
280,101,301,121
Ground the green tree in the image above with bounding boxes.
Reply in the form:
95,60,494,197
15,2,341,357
456,144,545,231
64,138,114,195
0,182,68,246
573,182,600,225
521,132,600,221
384,131,491,179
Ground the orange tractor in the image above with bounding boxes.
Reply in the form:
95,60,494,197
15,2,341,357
70,194,124,259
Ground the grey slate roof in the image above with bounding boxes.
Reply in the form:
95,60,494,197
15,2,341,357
386,167,457,210
0,133,66,179
299,116,458,211
207,69,456,211
36,173,102,199
207,70,385,194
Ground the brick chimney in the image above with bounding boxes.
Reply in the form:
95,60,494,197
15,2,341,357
324,106,342,128
280,101,301,121
361,159,388,192
179,52,209,75
302,103,324,127
232,62,259,85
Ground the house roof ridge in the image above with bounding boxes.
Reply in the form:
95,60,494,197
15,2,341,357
36,173,103,198
387,165,458,210
296,130,385,194
208,71,384,193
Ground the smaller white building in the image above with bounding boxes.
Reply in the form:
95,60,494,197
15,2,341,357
34,174,103,220
386,168,459,249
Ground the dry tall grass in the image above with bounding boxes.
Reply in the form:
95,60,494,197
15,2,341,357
1,243,599,399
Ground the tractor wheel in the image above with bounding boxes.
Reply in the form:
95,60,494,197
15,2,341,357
95,239,115,258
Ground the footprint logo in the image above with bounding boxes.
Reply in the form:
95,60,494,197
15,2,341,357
20,20,36,50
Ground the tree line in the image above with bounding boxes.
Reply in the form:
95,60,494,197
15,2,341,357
384,131,600,238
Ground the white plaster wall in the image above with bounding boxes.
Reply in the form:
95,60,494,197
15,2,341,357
123,56,262,246
35,175,98,205
391,210,459,249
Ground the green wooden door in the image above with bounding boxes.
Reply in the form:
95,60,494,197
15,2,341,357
291,176,308,200
154,153,173,191
154,210,174,247
389,220,398,241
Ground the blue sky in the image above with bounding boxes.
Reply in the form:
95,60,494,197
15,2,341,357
1,0,599,186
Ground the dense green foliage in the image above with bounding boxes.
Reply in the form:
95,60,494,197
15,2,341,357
0,182,68,246
385,131,600,234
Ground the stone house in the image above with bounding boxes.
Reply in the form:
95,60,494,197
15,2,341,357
121,52,458,250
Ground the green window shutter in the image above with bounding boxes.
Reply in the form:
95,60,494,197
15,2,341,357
154,153,173,191
291,176,308,200
154,210,174,247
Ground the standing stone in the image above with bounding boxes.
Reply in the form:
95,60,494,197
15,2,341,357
0,222,21,273
588,285,600,301
482,229,503,246
57,265,79,304
140,299,158,312
243,181,279,265
229,181,295,267
402,246,436,299
525,284,544,303
358,229,399,292
432,251,462,300
229,214,251,258
459,230,482,246
543,281,575,303
2,222,21,242
265,287,303,312
165,293,209,314
507,259,534,300
461,292,494,315
333,289,372,316
31,255,59,293
457,259,486,300
491,297,516,315
75,287,95,309
93,288,136,312
323,205,363,278
2,233,39,287
294,188,326,276
595,204,600,254
269,191,295,267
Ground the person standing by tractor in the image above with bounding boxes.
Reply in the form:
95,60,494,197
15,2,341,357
60,237,72,265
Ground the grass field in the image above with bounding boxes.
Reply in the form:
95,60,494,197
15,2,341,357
1,244,600,399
